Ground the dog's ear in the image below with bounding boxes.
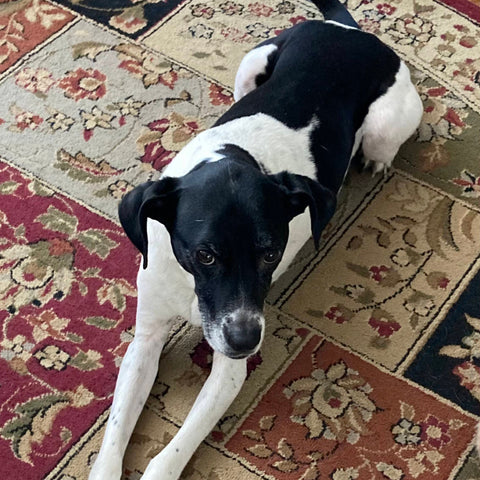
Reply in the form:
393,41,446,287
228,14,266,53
118,177,179,269
270,172,336,249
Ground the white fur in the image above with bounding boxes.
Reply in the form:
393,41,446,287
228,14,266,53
361,61,423,174
92,347,247,480
162,113,318,181
89,222,195,480
274,211,311,280
140,352,246,480
351,126,364,160
325,19,358,30
234,44,277,101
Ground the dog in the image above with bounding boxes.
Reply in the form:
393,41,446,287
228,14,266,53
89,1,423,478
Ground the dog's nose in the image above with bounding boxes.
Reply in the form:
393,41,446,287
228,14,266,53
223,314,262,354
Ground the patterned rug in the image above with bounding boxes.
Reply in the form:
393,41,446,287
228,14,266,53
1,1,480,479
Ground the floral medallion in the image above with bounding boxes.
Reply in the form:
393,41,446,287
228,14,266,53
0,20,232,219
226,338,476,480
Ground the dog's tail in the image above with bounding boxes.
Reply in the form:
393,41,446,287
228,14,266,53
310,0,359,29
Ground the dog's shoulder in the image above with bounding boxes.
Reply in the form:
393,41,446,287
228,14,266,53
162,113,318,181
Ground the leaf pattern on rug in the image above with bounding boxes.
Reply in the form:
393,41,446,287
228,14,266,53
283,175,480,369
55,149,122,184
0,393,70,465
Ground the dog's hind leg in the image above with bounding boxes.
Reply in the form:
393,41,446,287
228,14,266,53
141,352,247,480
361,62,423,175
234,42,279,101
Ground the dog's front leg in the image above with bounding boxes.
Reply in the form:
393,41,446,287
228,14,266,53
88,322,171,480
141,351,247,479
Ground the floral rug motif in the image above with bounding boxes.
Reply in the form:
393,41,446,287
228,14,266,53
0,161,138,479
281,172,480,370
0,0,74,73
0,20,232,220
53,0,185,38
0,1,479,480
226,337,476,480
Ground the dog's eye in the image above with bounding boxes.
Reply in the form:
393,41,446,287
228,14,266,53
197,249,215,265
263,250,281,264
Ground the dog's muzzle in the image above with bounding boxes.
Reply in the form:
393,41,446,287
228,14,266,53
221,310,264,358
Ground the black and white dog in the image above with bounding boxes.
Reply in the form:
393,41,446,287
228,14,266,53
89,1,423,478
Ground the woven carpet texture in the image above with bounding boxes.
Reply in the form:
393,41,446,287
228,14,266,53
0,0,480,479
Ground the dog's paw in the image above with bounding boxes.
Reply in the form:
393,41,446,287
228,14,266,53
140,447,186,480
362,158,391,177
88,457,122,480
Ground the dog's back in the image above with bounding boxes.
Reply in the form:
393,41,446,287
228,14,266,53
216,20,402,191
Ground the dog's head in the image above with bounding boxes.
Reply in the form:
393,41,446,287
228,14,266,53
119,154,335,359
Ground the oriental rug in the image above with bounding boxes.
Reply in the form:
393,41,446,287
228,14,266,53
0,1,479,479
